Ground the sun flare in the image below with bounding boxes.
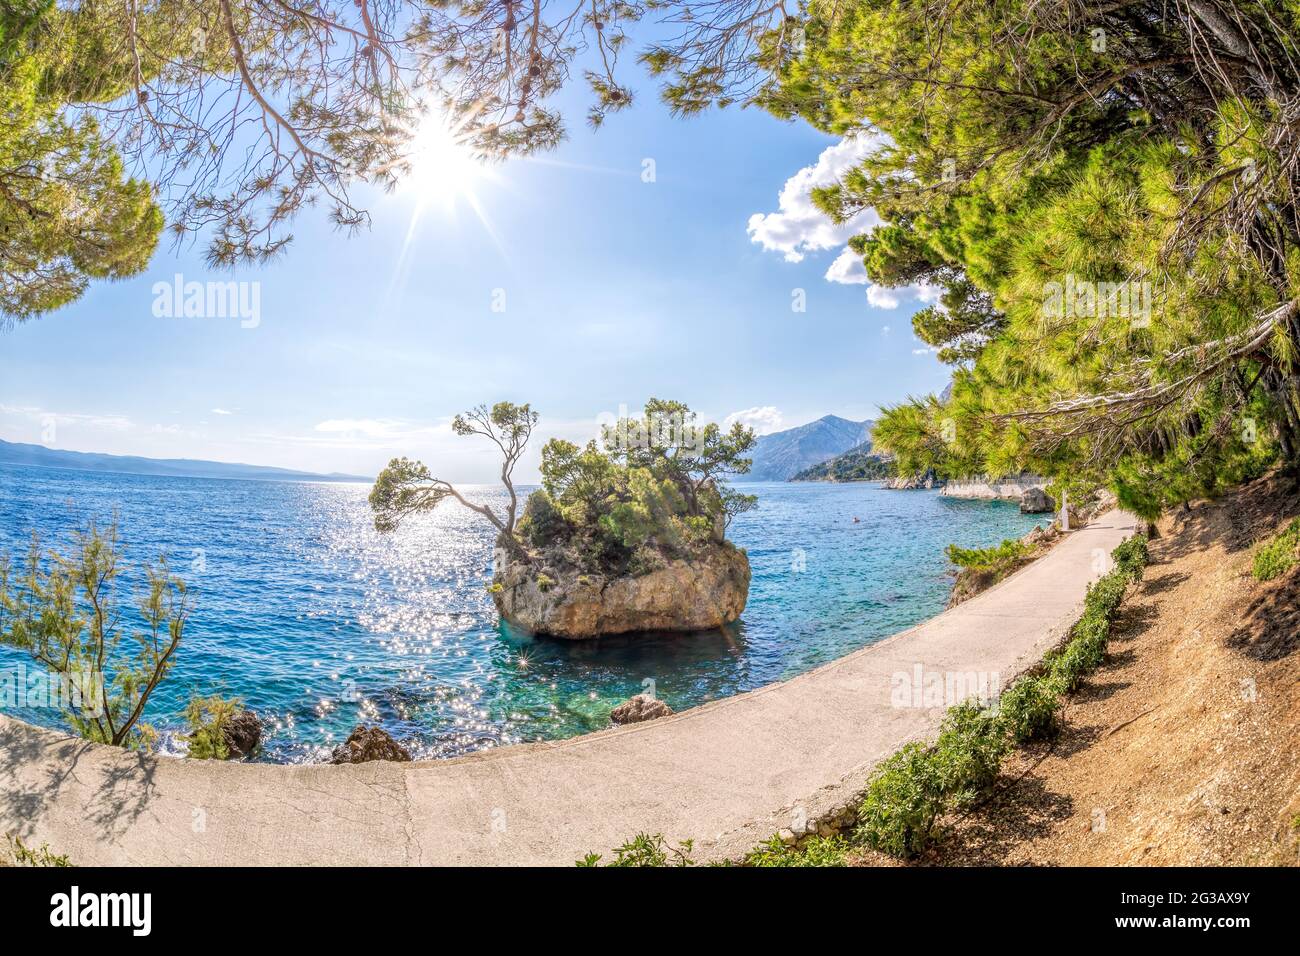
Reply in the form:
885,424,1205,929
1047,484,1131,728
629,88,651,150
401,112,487,207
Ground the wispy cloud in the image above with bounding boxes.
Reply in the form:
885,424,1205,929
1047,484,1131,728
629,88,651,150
0,403,133,432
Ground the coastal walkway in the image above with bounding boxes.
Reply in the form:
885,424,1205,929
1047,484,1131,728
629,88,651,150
0,510,1138,865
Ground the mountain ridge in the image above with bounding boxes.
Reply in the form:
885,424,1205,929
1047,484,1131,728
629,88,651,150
737,414,874,482
789,441,893,482
0,439,368,483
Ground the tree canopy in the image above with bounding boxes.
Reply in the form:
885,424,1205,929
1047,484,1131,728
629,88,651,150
763,1,1300,517
1,0,162,322
2,0,804,322
371,399,756,574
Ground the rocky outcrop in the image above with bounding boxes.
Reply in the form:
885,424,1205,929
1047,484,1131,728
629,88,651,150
223,710,263,758
610,694,674,725
884,469,942,490
1020,487,1055,513
491,543,751,639
329,726,412,764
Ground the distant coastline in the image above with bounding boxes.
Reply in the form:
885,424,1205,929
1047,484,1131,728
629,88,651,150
0,439,368,484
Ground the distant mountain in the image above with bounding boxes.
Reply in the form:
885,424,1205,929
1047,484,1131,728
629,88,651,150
0,439,368,483
790,441,894,482
737,414,874,482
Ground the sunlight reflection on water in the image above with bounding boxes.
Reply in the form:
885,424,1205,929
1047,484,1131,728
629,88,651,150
0,464,1047,762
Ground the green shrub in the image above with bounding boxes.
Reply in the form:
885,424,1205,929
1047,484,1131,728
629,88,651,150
1072,607,1110,646
945,538,1029,571
997,674,1062,743
1252,518,1300,582
855,743,947,858
1112,534,1149,581
1085,571,1129,620
184,694,241,760
745,834,849,867
576,833,695,867
1049,633,1105,691
5,836,70,867
932,702,1009,802
516,489,567,548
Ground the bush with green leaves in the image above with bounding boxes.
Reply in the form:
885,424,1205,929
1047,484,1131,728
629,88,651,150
1048,634,1104,692
745,834,849,867
5,836,69,868
526,399,758,573
854,743,948,858
1252,518,1300,582
932,702,1009,802
183,694,242,760
1111,535,1150,582
997,674,1063,744
375,399,757,578
945,538,1029,572
576,833,694,867
0,524,188,750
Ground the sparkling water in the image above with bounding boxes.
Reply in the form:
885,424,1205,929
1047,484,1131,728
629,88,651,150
0,463,1045,762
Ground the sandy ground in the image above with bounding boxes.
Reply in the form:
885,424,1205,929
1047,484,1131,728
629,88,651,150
857,471,1300,866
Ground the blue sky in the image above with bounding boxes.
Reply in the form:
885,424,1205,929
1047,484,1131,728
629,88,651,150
0,81,950,483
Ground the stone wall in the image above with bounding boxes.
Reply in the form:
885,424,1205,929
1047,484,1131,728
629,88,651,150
939,474,1048,501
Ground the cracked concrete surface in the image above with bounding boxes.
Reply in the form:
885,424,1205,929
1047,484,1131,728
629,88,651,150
0,510,1137,866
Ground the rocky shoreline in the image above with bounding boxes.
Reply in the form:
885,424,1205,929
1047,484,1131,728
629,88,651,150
881,471,1050,501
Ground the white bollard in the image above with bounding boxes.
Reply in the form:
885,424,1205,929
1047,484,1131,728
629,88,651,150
1061,488,1070,532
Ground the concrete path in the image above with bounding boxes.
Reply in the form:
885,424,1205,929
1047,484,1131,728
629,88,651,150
0,510,1137,866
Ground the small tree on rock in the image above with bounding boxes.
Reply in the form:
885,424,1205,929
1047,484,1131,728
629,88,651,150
369,402,537,545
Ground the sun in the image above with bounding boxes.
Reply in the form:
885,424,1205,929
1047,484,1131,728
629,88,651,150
387,108,504,299
401,111,487,207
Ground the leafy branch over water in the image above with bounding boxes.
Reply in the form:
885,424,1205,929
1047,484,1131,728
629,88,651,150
0,523,187,750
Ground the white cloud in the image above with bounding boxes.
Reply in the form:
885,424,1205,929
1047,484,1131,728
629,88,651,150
747,135,885,263
867,285,901,309
864,280,948,311
211,408,233,416
915,282,944,305
724,406,784,436
824,246,869,285
311,418,447,443
751,134,956,319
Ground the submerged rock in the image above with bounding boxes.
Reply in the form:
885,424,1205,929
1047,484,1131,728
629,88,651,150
329,726,412,764
1019,487,1055,513
491,543,751,639
610,694,674,725
223,710,263,758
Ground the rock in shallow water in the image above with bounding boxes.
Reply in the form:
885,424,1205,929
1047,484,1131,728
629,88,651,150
223,710,263,758
329,726,412,764
610,694,675,725
491,543,751,639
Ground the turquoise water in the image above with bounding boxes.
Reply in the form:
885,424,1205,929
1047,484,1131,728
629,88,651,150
0,463,1045,762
